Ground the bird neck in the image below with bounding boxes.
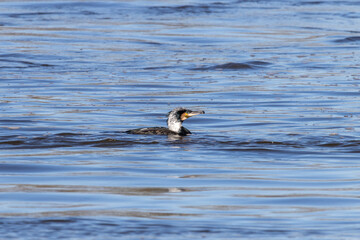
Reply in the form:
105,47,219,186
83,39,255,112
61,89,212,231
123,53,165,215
167,116,183,133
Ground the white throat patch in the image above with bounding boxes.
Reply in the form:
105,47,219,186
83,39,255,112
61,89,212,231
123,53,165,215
167,114,182,133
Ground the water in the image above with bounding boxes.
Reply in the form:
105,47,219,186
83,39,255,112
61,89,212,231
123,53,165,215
1,0,360,239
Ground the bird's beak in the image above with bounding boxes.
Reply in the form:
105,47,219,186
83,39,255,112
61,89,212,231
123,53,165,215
181,110,205,121
187,110,205,117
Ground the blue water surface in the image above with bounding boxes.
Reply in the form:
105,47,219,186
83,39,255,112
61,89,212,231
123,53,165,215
1,0,360,239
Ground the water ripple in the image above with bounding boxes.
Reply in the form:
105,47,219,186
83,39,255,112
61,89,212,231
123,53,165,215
191,61,271,71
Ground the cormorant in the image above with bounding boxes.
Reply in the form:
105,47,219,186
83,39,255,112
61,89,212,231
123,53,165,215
126,107,205,136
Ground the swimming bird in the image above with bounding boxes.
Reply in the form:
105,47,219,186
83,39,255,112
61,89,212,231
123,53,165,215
126,107,205,136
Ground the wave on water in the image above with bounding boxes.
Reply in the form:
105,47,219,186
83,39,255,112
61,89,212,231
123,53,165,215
0,53,58,69
148,2,229,15
0,133,160,149
191,61,271,71
334,36,360,43
1,132,359,154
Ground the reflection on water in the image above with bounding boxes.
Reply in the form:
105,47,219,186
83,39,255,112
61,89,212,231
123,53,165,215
1,0,360,239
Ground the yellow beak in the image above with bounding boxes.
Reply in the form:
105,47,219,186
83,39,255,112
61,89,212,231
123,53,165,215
180,110,205,121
